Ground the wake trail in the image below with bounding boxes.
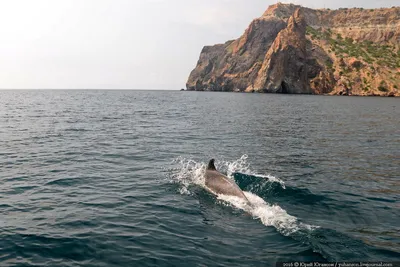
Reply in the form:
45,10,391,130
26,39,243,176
167,155,318,237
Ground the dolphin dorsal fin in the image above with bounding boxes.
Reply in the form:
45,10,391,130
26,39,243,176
207,159,217,170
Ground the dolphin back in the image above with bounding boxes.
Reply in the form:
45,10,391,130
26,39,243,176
205,170,249,201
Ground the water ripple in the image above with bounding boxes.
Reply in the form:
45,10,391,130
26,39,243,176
0,90,399,266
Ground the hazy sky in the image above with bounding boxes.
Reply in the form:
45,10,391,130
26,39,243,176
0,0,398,89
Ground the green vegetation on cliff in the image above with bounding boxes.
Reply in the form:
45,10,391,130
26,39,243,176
187,3,400,96
306,25,399,95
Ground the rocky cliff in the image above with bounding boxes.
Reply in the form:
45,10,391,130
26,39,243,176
186,3,400,96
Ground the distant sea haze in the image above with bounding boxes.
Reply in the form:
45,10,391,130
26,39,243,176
0,90,399,266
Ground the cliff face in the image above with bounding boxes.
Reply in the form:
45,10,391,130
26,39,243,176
187,3,400,96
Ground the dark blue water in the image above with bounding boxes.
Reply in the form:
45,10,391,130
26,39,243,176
0,90,399,267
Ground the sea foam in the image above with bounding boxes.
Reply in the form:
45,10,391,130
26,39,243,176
168,155,317,236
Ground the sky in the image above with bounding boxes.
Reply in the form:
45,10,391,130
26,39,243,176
0,0,398,89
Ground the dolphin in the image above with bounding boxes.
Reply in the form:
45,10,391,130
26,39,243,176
204,159,249,202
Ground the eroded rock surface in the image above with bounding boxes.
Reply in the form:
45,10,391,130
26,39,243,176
187,3,400,96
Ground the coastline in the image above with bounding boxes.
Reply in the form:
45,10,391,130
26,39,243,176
186,4,400,97
183,89,398,97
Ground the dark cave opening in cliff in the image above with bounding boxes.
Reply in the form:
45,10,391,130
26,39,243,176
281,81,289,94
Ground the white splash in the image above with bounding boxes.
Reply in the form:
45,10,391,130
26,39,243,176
210,155,285,188
217,192,302,236
252,173,286,189
168,155,316,236
169,157,206,189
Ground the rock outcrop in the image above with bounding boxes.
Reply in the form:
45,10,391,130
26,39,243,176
187,3,400,96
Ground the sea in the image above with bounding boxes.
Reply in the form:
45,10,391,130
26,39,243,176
0,90,399,267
